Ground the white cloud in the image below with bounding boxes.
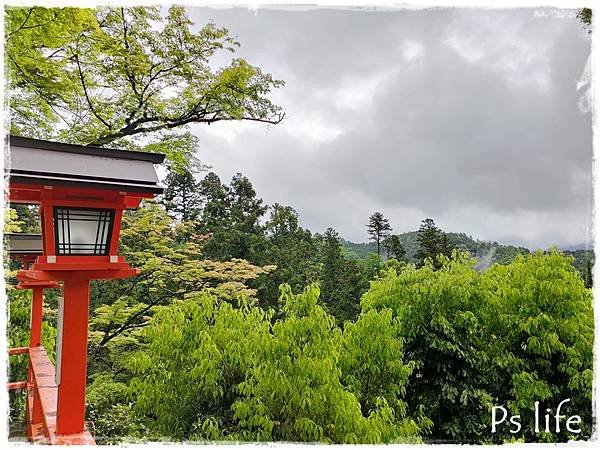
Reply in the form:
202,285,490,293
402,40,425,62
283,111,344,143
443,11,558,90
328,67,401,111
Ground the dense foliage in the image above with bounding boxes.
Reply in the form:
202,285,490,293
5,6,284,171
362,251,593,443
6,184,594,443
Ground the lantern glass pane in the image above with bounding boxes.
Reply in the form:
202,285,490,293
54,208,114,255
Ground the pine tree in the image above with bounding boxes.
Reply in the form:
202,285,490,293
161,169,202,222
261,204,320,307
439,232,456,258
320,228,361,323
383,234,406,261
366,212,392,256
198,172,268,262
321,229,345,301
416,218,454,269
228,173,268,234
198,172,230,234
584,258,593,288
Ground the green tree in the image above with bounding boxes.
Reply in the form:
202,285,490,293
416,218,454,269
361,252,492,443
341,309,416,419
360,250,593,443
6,6,284,168
6,6,285,142
319,228,362,323
89,201,274,359
198,172,230,233
6,283,58,429
228,173,268,254
366,212,392,256
232,284,423,443
5,7,98,138
439,233,455,257
584,258,593,288
128,292,273,440
86,374,149,444
577,8,592,32
128,285,426,443
161,168,203,223
260,204,320,307
383,234,406,261
86,201,275,442
4,208,23,234
200,173,268,262
357,253,384,285
7,205,40,233
481,251,594,442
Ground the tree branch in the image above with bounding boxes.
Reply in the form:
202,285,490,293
6,8,63,40
7,7,34,39
89,111,284,146
92,292,177,355
73,53,112,130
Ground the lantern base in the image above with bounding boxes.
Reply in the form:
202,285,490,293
32,262,132,271
16,280,59,289
17,267,140,282
34,254,127,266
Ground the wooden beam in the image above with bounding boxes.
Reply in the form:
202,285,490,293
8,347,29,356
8,381,27,391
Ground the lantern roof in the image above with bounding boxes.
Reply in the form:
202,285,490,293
7,135,165,194
5,233,43,255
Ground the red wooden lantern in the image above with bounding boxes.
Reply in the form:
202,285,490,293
6,136,165,443
5,233,58,350
5,233,43,269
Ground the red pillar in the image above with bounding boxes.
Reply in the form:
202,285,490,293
29,287,44,348
55,279,90,436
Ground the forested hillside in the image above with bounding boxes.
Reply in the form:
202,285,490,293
342,232,528,263
343,234,593,276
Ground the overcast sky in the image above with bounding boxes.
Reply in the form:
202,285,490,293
186,7,592,249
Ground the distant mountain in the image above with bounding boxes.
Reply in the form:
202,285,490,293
341,231,424,262
560,244,594,252
342,231,528,264
341,231,594,276
340,240,378,260
563,249,595,275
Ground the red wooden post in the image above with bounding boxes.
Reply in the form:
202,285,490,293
108,203,125,259
40,201,55,256
55,279,90,436
29,286,44,348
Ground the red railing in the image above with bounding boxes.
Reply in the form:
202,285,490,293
7,283,96,446
7,348,29,392
8,345,95,445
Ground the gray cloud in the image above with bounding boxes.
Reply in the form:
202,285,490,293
187,7,592,249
